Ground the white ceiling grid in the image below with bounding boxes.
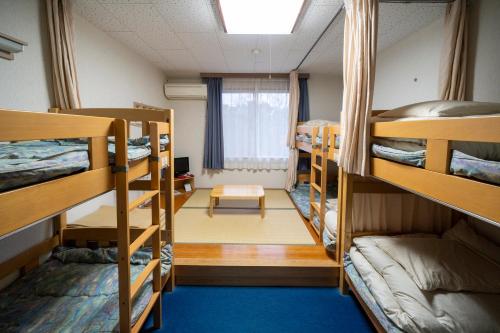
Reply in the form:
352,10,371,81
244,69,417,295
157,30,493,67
74,0,446,76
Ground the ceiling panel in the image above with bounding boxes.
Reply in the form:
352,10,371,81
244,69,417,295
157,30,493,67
75,0,446,77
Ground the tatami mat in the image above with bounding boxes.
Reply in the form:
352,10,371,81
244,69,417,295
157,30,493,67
182,188,295,209
175,189,314,245
174,209,315,245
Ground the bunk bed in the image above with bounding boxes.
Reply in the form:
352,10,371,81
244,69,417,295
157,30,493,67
291,120,340,248
338,101,500,332
49,108,175,265
0,108,172,332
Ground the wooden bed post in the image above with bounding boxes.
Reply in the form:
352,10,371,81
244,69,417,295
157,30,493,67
164,109,175,291
339,168,353,295
150,122,163,329
114,119,132,332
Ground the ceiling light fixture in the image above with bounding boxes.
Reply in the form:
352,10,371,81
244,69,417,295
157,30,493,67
218,0,305,35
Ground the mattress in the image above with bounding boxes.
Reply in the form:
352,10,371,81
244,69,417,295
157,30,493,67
289,183,337,218
344,256,402,333
371,140,500,184
0,135,169,192
348,235,500,333
0,245,172,332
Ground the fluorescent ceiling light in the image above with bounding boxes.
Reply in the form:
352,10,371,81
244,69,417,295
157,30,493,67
218,0,304,34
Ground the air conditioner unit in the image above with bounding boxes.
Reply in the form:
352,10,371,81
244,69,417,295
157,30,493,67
164,83,207,100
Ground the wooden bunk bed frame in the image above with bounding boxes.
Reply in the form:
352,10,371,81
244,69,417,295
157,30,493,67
337,115,500,332
371,116,500,224
50,107,175,293
295,124,339,227
0,108,171,333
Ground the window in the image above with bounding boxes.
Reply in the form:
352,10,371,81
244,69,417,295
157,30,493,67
222,78,289,170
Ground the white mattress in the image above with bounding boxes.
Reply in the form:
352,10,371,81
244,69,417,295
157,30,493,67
350,235,500,333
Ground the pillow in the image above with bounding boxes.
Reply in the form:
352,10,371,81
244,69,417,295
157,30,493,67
443,220,500,265
378,101,500,118
324,210,337,235
375,237,500,293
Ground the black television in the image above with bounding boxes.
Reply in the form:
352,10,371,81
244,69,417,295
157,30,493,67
174,157,189,176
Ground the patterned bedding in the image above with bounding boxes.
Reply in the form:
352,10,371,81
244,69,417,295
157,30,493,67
289,183,337,218
0,245,172,332
295,134,341,148
371,141,500,185
0,135,169,192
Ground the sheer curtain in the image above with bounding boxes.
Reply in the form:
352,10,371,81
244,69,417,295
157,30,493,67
222,78,289,170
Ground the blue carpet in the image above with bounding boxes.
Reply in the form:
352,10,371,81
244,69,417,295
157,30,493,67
142,286,373,333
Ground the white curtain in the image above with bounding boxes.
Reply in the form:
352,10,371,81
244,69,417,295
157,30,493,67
438,0,468,101
222,78,289,170
285,71,300,192
46,0,81,109
352,194,452,234
338,0,378,176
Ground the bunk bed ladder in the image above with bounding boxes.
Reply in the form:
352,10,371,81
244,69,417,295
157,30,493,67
309,127,329,237
115,119,163,333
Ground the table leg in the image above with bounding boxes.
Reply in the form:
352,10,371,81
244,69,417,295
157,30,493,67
215,197,219,206
259,196,265,218
209,196,214,217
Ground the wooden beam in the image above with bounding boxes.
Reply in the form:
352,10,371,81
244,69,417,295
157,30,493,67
371,157,500,223
0,168,114,236
0,109,114,141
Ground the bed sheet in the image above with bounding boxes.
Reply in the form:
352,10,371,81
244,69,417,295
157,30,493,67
0,135,169,192
0,245,172,332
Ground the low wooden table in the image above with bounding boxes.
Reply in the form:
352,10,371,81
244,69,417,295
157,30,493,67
209,185,265,218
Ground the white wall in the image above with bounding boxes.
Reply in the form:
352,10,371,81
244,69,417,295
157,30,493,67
373,0,500,108
0,0,52,110
373,17,444,109
308,74,343,120
468,0,500,102
0,0,168,285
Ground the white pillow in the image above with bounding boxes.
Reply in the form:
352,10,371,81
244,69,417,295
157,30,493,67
443,220,500,265
375,237,500,293
378,100,500,118
324,210,337,235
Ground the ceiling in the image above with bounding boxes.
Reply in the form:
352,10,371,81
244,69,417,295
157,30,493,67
74,0,446,77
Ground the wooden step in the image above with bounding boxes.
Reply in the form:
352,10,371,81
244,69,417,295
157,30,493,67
131,258,160,299
311,182,322,193
174,244,340,287
311,163,322,172
130,225,160,255
129,190,159,211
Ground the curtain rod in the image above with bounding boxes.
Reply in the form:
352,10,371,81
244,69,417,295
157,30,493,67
200,73,310,79
295,0,454,71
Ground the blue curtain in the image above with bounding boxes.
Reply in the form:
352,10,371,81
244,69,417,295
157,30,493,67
297,77,310,172
203,78,224,169
297,77,310,122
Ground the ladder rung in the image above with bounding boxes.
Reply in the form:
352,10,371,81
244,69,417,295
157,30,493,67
311,201,320,213
131,259,160,299
312,163,322,171
131,291,161,333
130,225,160,255
311,182,322,193
129,190,159,211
